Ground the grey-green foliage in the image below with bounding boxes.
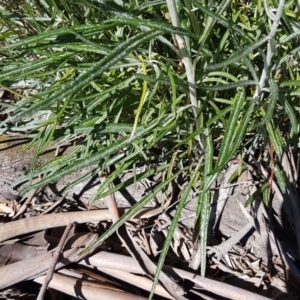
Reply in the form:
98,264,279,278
0,0,299,284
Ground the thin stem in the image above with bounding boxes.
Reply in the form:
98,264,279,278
254,0,285,99
166,0,204,150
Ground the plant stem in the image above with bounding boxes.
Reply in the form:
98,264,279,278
166,0,204,150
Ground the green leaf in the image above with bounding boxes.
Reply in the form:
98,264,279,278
254,78,278,128
7,29,162,122
244,181,269,207
216,89,245,168
23,117,167,191
199,128,213,276
200,80,257,91
81,171,181,254
194,1,254,44
266,122,284,156
93,162,169,201
2,24,118,50
149,161,201,298
105,18,196,38
205,36,269,71
0,53,72,81
278,95,298,137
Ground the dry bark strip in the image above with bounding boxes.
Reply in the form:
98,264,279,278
34,273,147,300
81,251,271,300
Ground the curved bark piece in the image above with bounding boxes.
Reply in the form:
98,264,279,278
0,210,121,242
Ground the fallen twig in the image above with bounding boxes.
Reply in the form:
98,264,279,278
12,178,42,220
37,223,73,300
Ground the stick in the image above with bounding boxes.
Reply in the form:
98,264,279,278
37,223,73,300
